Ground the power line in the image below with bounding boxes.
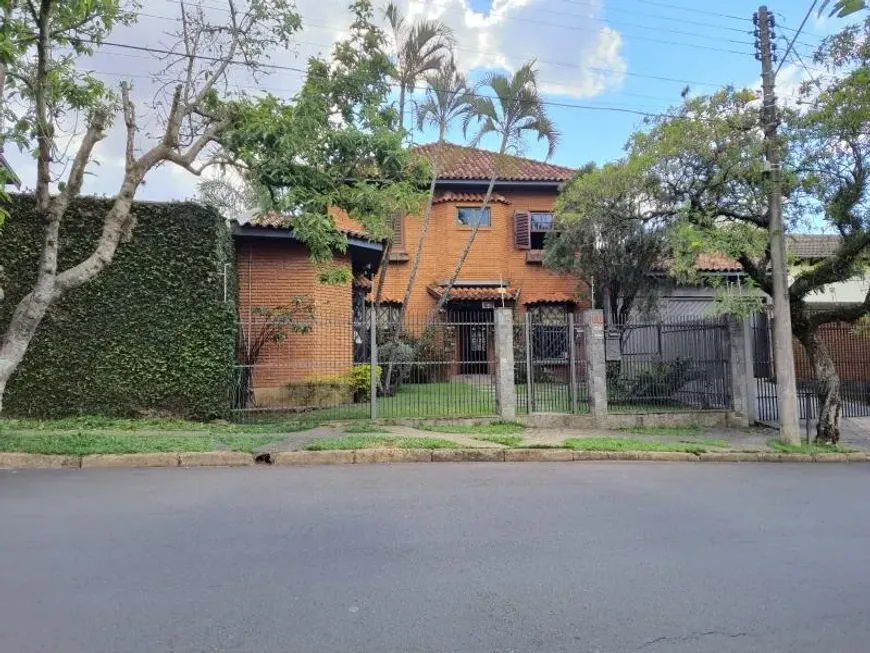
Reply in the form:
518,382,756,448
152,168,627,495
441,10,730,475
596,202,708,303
85,39,671,118
557,0,755,35
156,0,756,58
776,1,819,76
130,10,728,90
621,0,750,23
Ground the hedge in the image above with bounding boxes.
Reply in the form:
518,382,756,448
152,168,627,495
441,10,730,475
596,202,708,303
0,194,237,419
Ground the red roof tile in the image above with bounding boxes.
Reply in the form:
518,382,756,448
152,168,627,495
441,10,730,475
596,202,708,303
694,253,743,272
412,143,575,183
433,191,511,205
427,284,520,302
523,294,577,305
237,210,375,241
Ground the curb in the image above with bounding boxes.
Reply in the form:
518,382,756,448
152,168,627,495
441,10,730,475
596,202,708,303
2,449,870,470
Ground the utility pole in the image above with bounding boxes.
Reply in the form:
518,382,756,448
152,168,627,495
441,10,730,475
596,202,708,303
755,5,800,444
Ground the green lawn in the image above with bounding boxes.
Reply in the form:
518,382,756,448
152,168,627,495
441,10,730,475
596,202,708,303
342,421,391,434
768,439,854,455
301,382,497,420
1,415,319,435
0,433,280,456
562,437,726,454
615,426,704,437
474,434,523,447
305,435,460,451
418,421,525,435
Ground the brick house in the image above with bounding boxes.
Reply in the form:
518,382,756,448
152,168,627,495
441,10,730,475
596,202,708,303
232,143,583,405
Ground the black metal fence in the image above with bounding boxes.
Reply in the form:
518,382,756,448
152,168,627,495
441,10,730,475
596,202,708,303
232,309,496,422
607,319,732,411
515,309,589,414
753,314,870,423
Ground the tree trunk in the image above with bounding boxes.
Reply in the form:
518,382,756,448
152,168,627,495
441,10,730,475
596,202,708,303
798,328,841,445
382,140,444,395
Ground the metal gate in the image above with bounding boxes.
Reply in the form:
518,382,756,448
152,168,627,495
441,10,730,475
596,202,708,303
752,314,870,424
515,308,588,414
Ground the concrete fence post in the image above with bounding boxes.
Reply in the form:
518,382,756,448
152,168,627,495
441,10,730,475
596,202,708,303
582,309,608,424
728,316,754,427
370,305,377,421
494,307,517,421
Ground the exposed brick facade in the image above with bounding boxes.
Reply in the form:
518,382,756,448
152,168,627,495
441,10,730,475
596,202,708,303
236,238,354,403
380,188,586,315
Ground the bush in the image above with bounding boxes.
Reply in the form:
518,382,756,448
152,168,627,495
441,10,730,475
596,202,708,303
378,340,414,388
348,364,382,401
608,358,694,404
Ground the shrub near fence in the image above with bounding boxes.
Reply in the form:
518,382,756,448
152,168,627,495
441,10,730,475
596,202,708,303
0,195,237,419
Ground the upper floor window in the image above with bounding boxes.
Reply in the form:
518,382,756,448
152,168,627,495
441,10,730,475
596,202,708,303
457,207,491,227
530,212,555,231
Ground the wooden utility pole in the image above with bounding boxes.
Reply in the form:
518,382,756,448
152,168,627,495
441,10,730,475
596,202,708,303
756,5,800,444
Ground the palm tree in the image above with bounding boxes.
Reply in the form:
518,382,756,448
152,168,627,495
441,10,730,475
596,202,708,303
384,1,455,132
381,60,474,394
431,61,559,316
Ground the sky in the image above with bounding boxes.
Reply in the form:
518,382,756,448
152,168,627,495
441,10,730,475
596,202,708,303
3,0,840,203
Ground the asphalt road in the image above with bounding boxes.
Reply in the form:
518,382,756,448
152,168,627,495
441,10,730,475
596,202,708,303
2,463,869,653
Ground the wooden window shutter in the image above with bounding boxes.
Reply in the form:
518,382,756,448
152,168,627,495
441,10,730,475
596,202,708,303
514,211,531,250
392,213,405,252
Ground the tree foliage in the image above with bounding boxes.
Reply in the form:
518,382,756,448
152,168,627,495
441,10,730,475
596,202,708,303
0,0,301,412
222,0,429,263
545,160,670,325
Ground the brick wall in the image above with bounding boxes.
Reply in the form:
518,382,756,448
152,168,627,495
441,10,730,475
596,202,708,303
379,188,585,316
236,238,354,403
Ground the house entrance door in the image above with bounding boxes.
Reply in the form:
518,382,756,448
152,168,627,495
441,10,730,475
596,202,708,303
453,308,493,375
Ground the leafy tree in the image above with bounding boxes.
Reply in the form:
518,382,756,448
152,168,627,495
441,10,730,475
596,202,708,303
0,0,301,412
631,21,870,444
197,174,271,224
383,1,454,132
222,0,428,264
380,59,474,394
545,160,669,327
432,61,558,316
820,0,867,17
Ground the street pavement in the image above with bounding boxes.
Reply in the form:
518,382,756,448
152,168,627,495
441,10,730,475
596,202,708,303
1,463,869,652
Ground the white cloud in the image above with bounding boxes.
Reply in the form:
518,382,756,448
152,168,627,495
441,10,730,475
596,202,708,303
405,0,626,98
3,0,626,201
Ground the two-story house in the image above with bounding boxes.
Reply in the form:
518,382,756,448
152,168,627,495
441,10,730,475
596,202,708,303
379,143,579,313
232,143,582,406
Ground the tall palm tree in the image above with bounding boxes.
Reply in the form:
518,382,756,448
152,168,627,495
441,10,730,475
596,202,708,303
431,61,559,316
384,1,455,132
381,60,474,394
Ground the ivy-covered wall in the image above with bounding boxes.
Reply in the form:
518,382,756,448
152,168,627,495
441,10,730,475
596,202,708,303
0,195,237,418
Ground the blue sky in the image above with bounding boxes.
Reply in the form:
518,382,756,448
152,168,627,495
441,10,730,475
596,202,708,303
436,0,834,169
3,0,838,200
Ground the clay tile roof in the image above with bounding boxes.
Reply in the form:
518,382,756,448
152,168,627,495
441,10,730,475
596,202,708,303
235,210,375,241
787,234,841,259
412,142,575,183
353,275,373,292
427,284,520,302
523,294,577,305
433,191,511,205
694,253,744,272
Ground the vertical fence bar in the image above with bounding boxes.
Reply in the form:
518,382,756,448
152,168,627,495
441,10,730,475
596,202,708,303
370,304,377,420
524,311,534,413
568,312,579,414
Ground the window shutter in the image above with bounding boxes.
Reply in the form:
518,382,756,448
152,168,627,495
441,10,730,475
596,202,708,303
514,211,531,250
392,213,405,252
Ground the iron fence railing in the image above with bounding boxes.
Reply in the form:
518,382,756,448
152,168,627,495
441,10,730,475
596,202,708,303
607,318,732,411
515,311,589,414
232,309,497,422
752,314,870,423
